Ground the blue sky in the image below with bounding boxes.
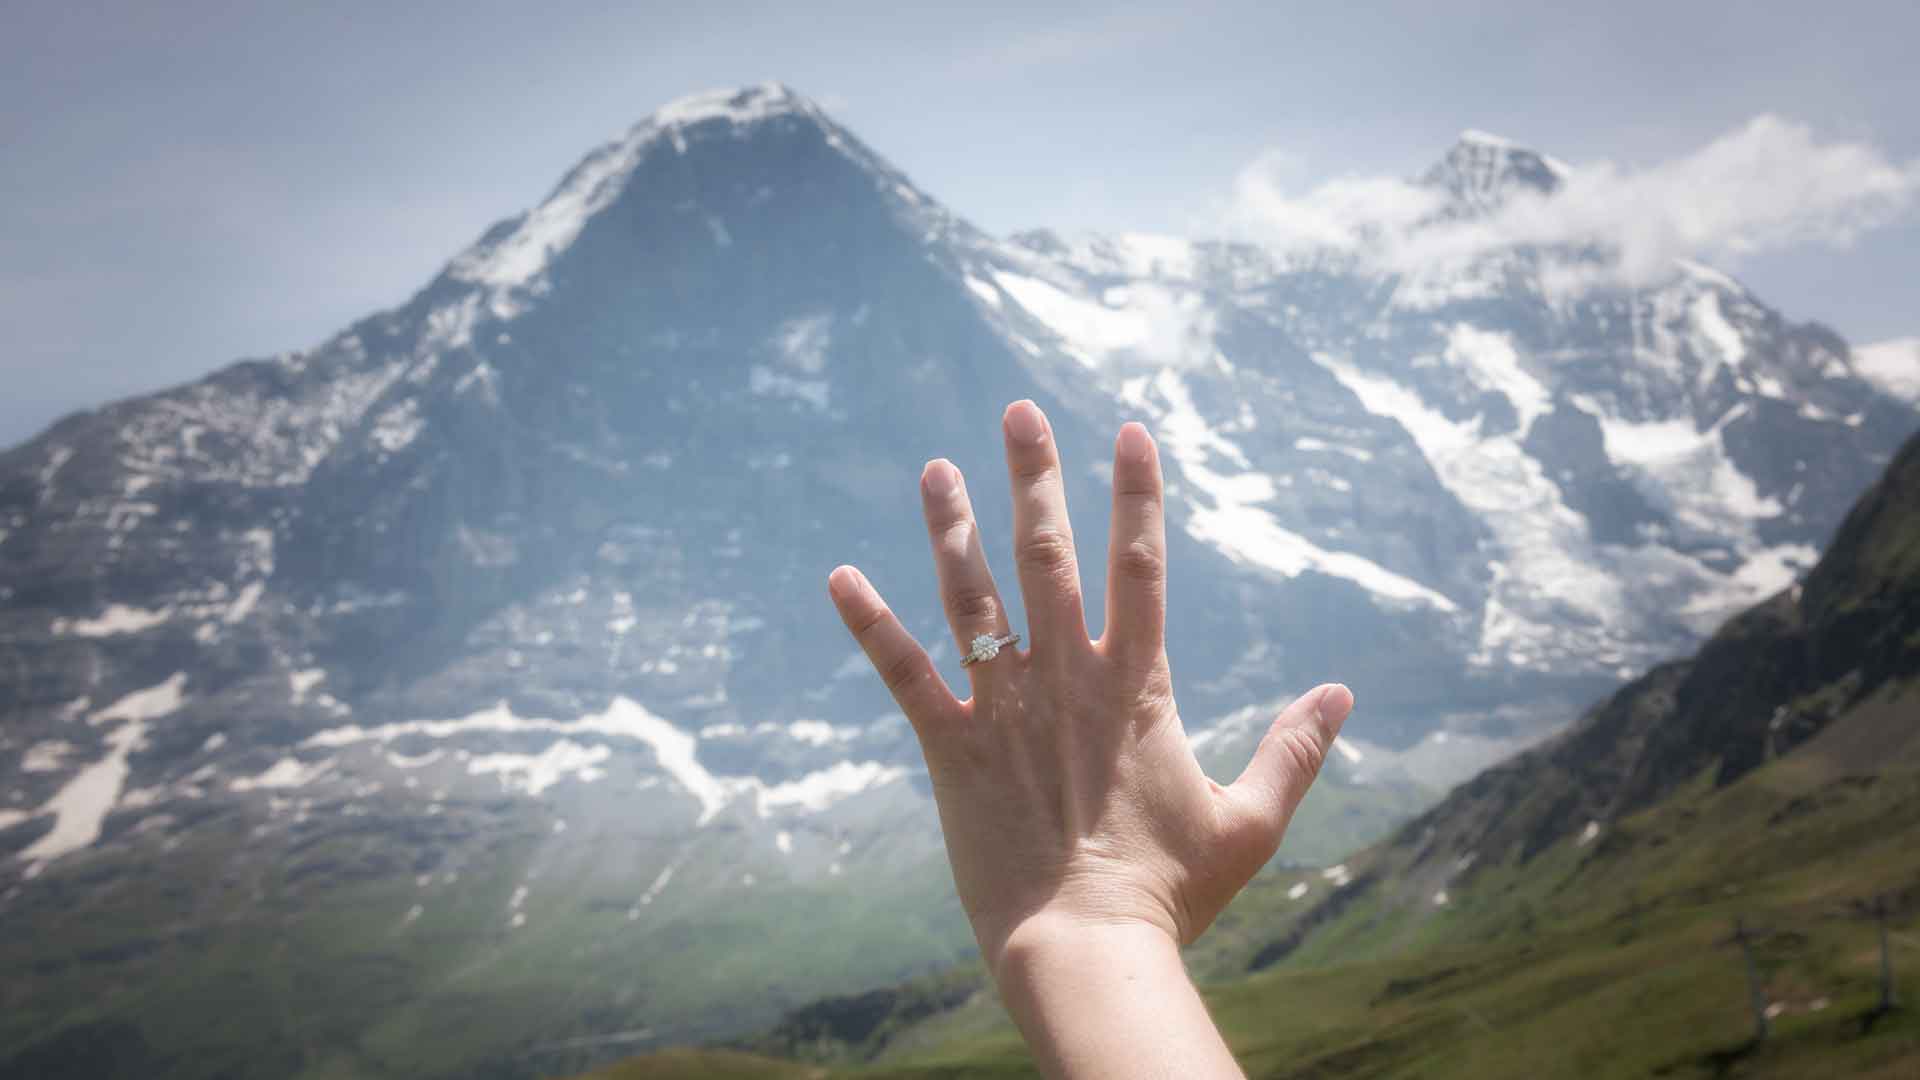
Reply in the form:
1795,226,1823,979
3,0,1916,448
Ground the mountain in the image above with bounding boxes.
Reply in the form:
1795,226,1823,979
1246,418,1920,961
0,83,1913,1077
583,417,1920,1080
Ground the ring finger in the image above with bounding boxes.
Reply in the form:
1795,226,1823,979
921,458,1015,678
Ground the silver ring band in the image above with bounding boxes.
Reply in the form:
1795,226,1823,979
960,632,1020,666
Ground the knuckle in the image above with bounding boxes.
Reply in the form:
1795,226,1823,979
1014,527,1078,575
1112,540,1165,586
852,604,893,640
944,584,1001,624
1131,662,1174,705
879,650,927,694
1010,456,1058,483
934,518,974,554
1274,724,1328,780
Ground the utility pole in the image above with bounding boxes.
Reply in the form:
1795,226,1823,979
1880,896,1896,1013
1856,895,1898,1014
1719,918,1770,1043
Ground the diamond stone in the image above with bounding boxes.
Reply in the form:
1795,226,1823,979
969,633,1000,660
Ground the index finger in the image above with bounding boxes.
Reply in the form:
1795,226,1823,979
827,565,961,731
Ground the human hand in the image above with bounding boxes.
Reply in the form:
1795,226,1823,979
827,400,1353,974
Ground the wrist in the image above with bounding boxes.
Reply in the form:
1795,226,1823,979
989,910,1183,992
989,915,1243,1079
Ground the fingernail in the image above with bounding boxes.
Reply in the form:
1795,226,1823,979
1116,422,1152,465
923,459,959,497
1315,684,1355,728
827,565,860,599
1004,400,1047,445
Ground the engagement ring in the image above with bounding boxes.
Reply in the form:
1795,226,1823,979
960,632,1020,666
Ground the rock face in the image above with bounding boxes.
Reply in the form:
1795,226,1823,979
1260,425,1920,967
0,84,1912,1076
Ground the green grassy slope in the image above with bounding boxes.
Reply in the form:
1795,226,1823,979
581,428,1920,1078
580,679,1920,1080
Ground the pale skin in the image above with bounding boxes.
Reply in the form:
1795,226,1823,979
827,399,1355,1079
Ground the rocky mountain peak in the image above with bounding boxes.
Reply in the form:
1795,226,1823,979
438,82,932,318
1421,129,1570,215
647,81,819,130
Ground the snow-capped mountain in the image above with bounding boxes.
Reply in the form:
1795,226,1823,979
0,84,1912,1076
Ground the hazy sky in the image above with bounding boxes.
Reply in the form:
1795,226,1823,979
4,1,1917,449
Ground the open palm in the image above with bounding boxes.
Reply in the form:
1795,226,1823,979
828,399,1353,969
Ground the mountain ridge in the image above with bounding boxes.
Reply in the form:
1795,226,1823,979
1,84,1914,1077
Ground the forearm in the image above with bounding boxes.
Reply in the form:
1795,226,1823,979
993,917,1245,1080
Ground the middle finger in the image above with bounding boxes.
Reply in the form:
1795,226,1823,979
1002,400,1089,655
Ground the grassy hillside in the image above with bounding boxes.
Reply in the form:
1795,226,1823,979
581,428,1920,1078
580,680,1920,1079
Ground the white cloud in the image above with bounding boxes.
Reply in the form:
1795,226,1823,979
1853,338,1920,404
1227,151,1441,255
1226,116,1920,289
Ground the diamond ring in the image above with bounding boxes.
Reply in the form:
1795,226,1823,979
960,632,1020,666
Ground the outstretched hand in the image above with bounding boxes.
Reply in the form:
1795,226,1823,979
828,400,1353,975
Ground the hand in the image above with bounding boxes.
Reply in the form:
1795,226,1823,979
828,400,1354,972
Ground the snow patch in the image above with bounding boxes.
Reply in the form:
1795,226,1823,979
230,756,332,792
306,697,909,825
224,581,265,625
386,749,444,770
17,718,148,862
991,271,1152,366
52,603,173,638
1286,881,1310,901
467,740,611,796
1443,325,1550,435
95,673,188,727
1594,404,1781,523
1724,543,1818,599
1151,370,1456,610
21,741,74,773
634,862,676,912
289,669,326,703
751,760,908,817
1293,437,1373,463
652,82,807,130
38,445,74,498
1321,864,1352,887
1318,354,1633,668
1689,290,1747,377
369,399,423,453
15,675,183,864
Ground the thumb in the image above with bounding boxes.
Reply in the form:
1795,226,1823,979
1225,683,1355,847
